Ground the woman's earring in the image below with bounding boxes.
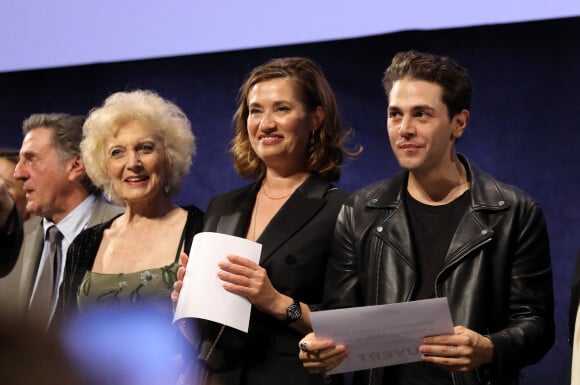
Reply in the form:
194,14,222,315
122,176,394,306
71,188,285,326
310,131,316,145
248,150,257,166
164,180,171,194
105,181,113,201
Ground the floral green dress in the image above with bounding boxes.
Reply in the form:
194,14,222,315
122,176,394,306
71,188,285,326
62,206,204,318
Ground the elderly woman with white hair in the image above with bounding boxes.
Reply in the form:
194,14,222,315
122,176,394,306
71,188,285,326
58,89,203,319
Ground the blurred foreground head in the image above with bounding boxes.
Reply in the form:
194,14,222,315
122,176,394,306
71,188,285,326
60,305,201,385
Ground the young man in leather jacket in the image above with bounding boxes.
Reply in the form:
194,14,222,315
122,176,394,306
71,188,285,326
298,50,554,385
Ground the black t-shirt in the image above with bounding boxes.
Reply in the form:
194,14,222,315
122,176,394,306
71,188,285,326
406,189,470,300
382,189,470,385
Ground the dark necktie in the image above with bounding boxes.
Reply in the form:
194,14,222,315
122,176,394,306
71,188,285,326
29,225,63,326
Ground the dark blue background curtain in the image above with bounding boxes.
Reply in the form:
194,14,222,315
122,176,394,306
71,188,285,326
1,16,578,384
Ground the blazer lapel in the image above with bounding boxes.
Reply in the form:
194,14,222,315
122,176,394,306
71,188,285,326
19,220,44,302
257,174,329,265
215,186,257,237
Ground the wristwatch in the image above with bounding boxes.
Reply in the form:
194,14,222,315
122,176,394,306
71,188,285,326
284,298,302,324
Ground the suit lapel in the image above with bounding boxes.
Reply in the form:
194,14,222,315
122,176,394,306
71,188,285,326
215,186,257,238
19,197,123,308
210,175,331,266
19,220,44,301
257,174,329,265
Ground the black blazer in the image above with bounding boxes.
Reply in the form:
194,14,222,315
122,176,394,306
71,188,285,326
201,173,347,385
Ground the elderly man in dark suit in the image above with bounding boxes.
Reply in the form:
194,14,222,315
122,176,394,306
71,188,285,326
0,113,123,329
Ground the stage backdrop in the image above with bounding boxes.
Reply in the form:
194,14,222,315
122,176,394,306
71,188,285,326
1,1,579,72
1,16,578,384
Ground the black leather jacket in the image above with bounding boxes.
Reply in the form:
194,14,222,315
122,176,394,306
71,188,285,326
324,155,554,385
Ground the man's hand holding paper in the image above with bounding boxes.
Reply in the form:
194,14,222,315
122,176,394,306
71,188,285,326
300,298,456,374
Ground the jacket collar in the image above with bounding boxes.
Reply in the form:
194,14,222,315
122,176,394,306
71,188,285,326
259,173,332,265
365,154,509,211
215,173,332,265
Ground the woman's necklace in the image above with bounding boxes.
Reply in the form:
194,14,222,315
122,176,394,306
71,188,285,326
251,180,299,240
261,181,292,200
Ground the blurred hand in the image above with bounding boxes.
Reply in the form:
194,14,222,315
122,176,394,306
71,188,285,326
298,332,348,374
419,325,495,371
171,252,188,305
0,178,15,230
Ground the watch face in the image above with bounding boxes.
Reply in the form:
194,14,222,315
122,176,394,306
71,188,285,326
287,300,301,323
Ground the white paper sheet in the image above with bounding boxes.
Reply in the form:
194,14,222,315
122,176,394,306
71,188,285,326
172,232,262,332
310,298,454,374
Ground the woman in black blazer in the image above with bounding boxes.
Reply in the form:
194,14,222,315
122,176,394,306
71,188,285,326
173,57,360,385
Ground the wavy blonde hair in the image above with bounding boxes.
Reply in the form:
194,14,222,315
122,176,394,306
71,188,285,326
81,90,195,204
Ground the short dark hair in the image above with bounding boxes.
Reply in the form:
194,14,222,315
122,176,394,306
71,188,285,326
0,148,19,164
22,113,100,195
382,50,472,118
